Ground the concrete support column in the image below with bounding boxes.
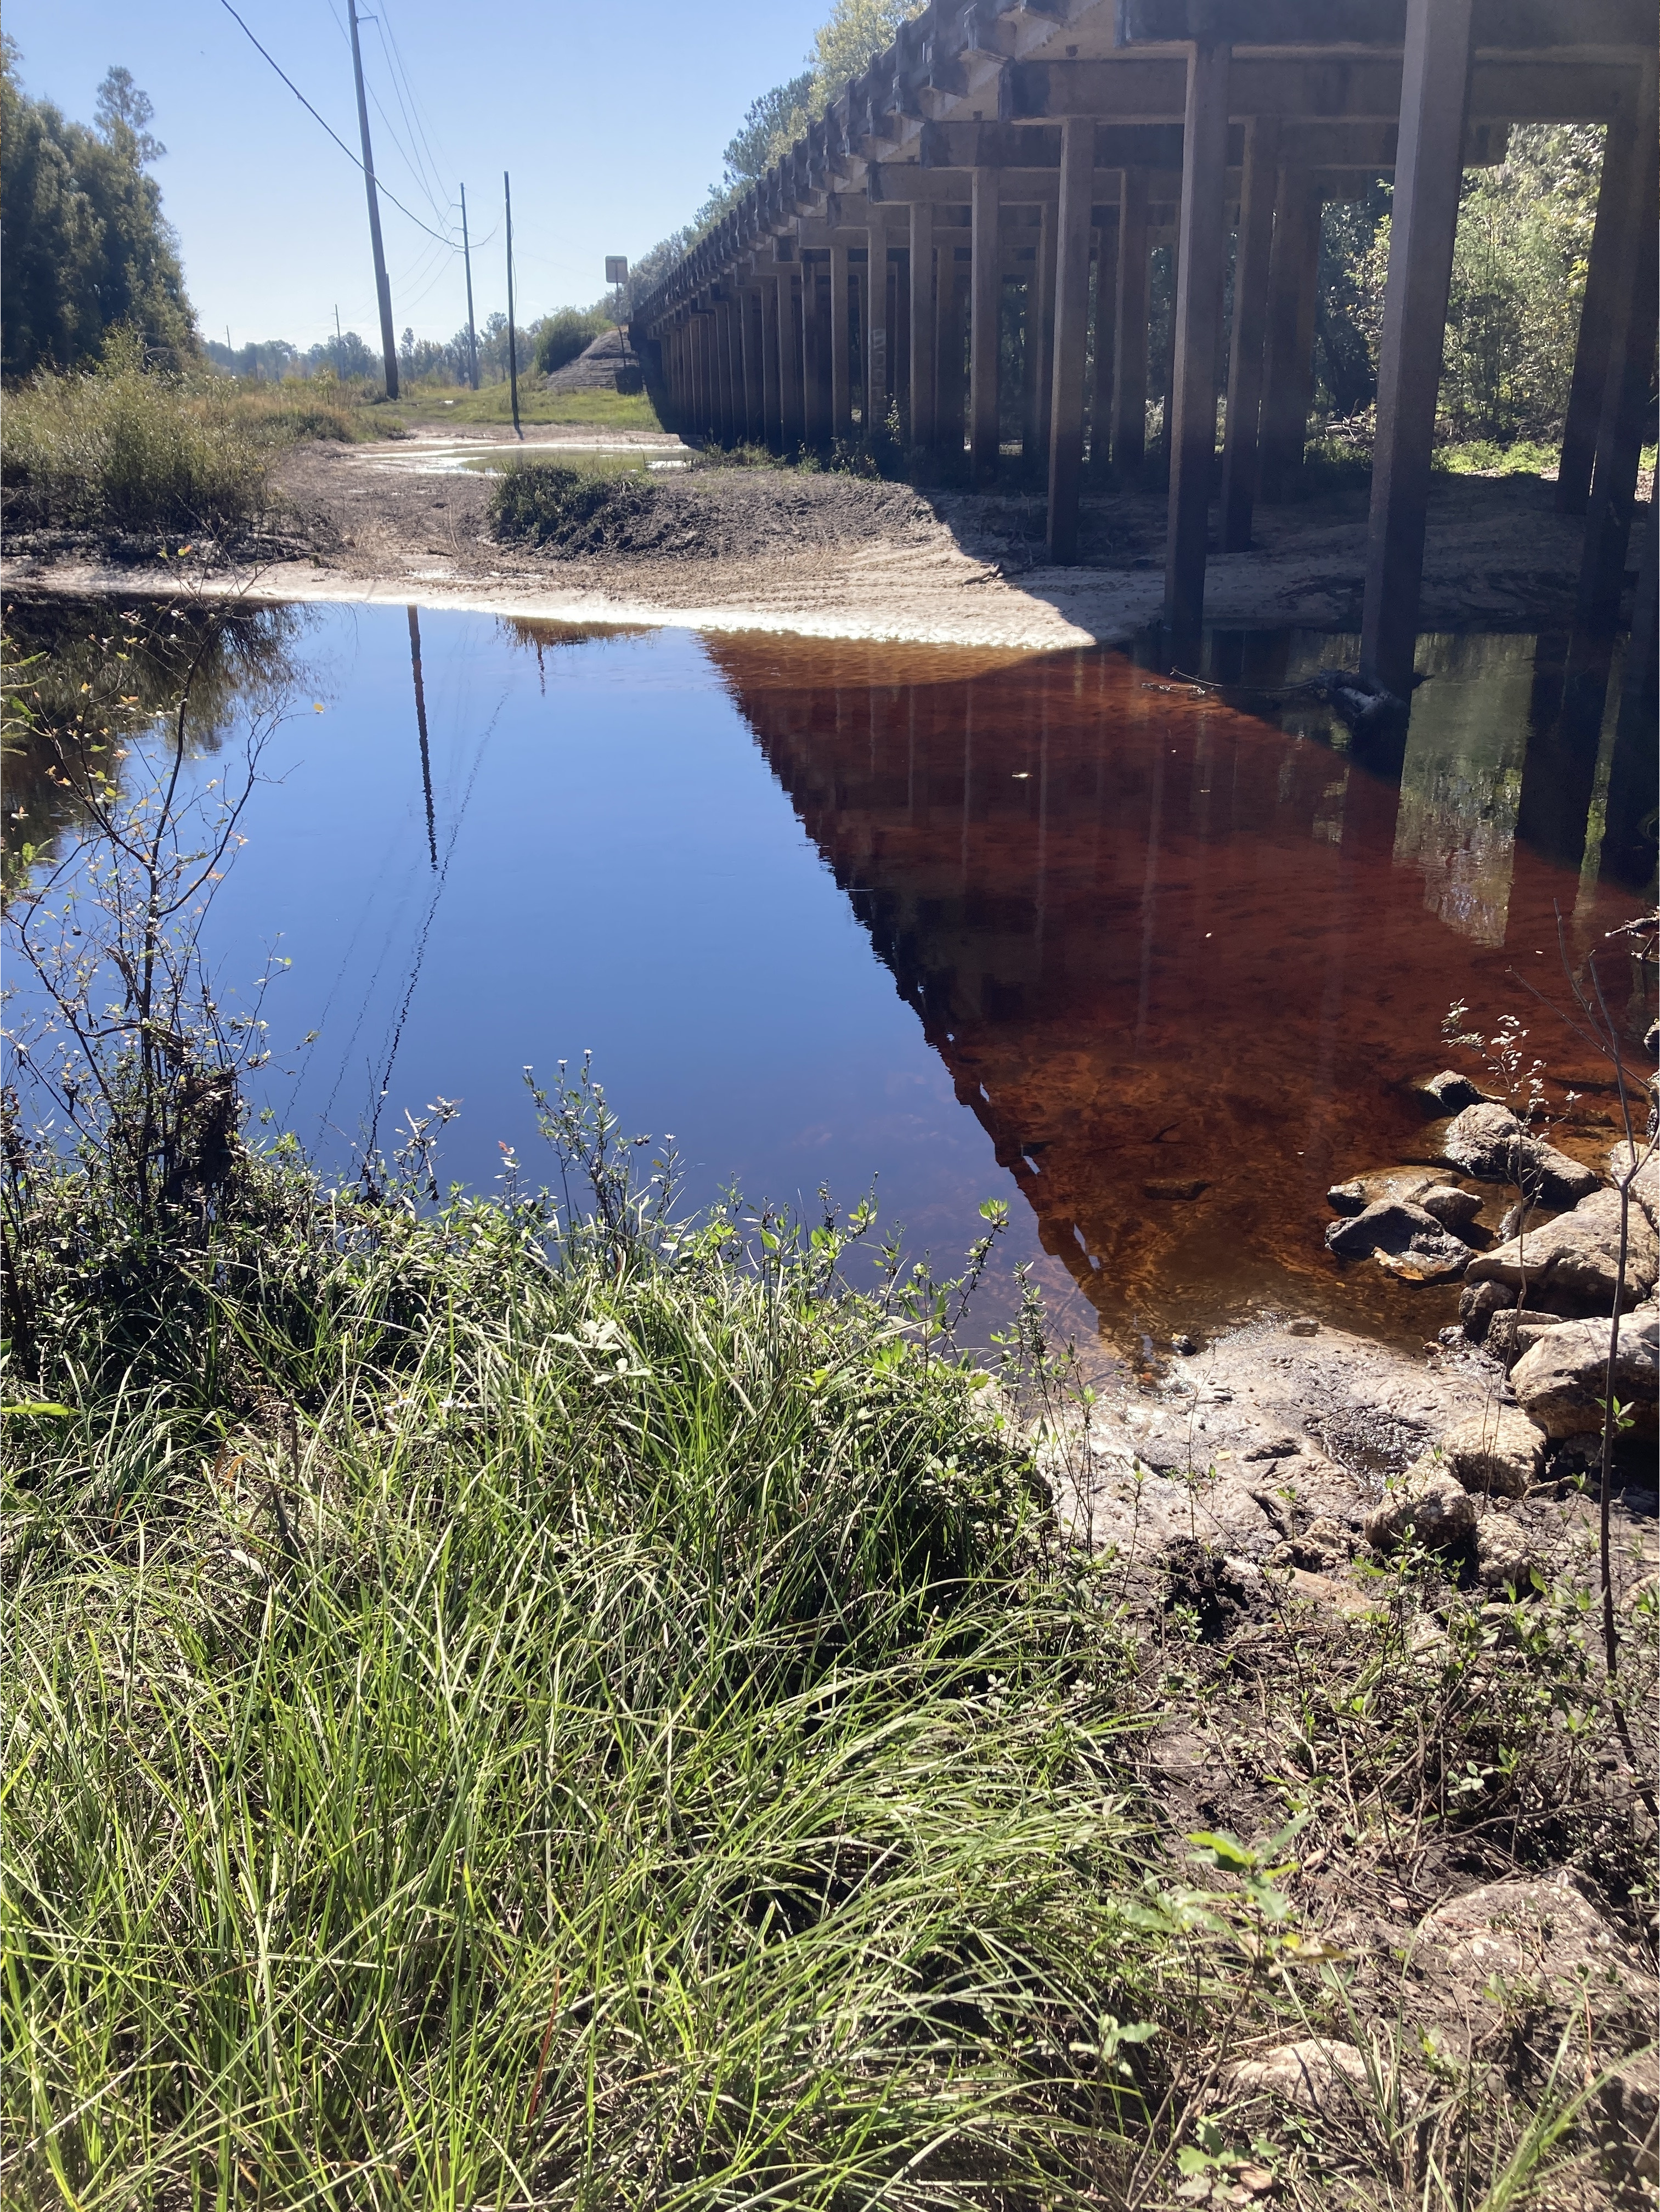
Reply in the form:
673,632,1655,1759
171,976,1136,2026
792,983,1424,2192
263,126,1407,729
778,268,805,451
1576,70,1659,631
910,202,936,459
1164,39,1233,644
970,168,1001,482
1256,170,1322,501
865,211,890,434
803,259,827,449
1046,116,1096,564
689,313,707,438
760,278,782,452
1557,94,1640,515
830,242,852,443
1360,0,1475,698
1088,218,1117,474
1111,168,1149,473
1218,116,1280,553
1024,198,1057,465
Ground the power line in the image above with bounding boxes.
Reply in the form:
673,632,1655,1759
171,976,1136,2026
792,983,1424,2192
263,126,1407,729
214,0,456,246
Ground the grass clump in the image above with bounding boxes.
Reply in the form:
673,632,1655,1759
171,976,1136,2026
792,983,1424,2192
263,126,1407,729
1,1057,1168,2205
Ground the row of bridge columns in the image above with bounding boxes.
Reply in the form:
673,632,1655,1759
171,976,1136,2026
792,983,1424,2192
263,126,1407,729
653,49,1656,698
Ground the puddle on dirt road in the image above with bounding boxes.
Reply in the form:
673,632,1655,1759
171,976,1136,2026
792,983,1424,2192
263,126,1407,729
6,597,1652,1358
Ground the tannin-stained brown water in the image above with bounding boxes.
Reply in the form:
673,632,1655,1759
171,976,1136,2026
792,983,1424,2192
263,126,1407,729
702,627,1652,1352
8,600,1652,1358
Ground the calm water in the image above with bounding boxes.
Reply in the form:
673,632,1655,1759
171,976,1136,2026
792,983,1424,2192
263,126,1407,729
8,599,1653,1357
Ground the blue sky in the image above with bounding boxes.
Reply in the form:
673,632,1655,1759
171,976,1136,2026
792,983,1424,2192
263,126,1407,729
7,0,822,348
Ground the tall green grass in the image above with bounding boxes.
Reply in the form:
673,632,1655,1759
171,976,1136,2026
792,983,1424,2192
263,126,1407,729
1,337,370,537
3,1139,1163,2207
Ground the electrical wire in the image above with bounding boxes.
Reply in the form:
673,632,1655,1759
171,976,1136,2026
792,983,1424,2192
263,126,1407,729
216,0,457,247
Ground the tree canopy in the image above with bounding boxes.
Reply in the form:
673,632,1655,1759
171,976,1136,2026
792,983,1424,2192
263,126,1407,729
1,41,197,381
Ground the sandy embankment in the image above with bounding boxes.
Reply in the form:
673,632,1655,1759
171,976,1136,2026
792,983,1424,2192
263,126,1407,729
5,422,1606,651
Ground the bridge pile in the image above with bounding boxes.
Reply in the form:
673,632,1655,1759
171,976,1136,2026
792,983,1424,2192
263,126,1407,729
631,0,1656,689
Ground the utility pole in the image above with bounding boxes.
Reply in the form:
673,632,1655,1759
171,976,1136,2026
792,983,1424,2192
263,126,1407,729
460,183,479,391
347,0,399,399
504,169,522,437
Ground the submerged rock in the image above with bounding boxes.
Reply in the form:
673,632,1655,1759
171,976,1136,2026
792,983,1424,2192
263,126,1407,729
1440,1102,1599,1209
1363,1459,1478,1551
1326,1199,1470,1282
1509,1305,1658,1438
1439,1405,1546,1498
1463,1185,1658,1311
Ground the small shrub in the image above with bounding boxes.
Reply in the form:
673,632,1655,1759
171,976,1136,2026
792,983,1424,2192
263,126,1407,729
489,461,657,553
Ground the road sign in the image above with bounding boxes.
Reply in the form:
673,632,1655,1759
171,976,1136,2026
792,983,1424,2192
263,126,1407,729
605,256,628,284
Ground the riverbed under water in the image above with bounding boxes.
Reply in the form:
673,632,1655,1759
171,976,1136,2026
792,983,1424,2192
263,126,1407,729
8,598,1653,1358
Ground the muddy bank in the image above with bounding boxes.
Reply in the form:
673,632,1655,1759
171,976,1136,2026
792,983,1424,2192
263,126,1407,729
5,427,1624,651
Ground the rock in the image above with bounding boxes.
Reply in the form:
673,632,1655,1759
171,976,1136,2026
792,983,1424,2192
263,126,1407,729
1509,1305,1659,1440
1483,1310,1568,1361
1326,1200,1471,1282
1172,1331,1199,1355
1415,1875,1636,1991
1285,1317,1320,1337
1596,2062,1659,2194
1223,2039,1369,2113
1412,1070,1492,1115
1144,1177,1207,1201
1418,1184,1485,1234
1243,1436,1301,1461
1439,1405,1546,1498
1609,1140,1660,1237
1441,1103,1599,1209
1459,1278,1516,1343
1327,1168,1444,1215
1474,1512,1541,1593
1363,1459,1478,1552
1464,1186,1659,1311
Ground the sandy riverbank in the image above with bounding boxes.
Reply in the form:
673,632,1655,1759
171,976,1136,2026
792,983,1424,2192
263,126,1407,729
4,425,1618,651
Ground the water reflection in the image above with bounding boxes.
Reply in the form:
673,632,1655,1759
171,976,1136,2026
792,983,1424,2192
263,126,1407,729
4,596,1652,1355
706,627,1652,1344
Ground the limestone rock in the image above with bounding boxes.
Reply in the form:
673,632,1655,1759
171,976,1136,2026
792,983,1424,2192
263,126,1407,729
1413,1070,1491,1115
1363,1459,1478,1552
1509,1305,1658,1439
1418,1184,1484,1233
1609,1140,1660,1237
1459,1278,1516,1342
1327,1168,1443,1215
1223,2039,1368,2113
1439,1405,1546,1498
1464,1186,1658,1311
1474,1512,1540,1593
1326,1200,1470,1283
1415,1875,1635,1991
1483,1310,1567,1362
1441,1102,1599,1209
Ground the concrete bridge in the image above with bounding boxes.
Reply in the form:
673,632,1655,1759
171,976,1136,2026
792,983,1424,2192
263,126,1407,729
631,0,1657,691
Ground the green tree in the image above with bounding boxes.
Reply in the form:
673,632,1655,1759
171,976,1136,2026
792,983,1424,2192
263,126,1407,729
1,41,197,380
